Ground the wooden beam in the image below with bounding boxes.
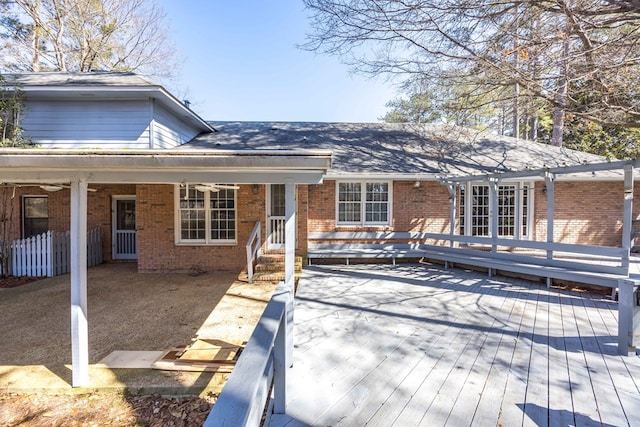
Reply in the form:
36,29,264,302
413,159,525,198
622,164,633,272
70,180,89,387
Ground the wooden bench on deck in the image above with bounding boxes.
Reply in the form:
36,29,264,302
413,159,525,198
307,232,632,293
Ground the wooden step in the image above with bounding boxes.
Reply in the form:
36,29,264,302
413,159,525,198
238,271,302,284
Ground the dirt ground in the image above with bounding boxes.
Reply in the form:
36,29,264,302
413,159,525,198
0,264,278,426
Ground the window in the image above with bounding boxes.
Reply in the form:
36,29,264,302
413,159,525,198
176,185,236,244
459,182,531,238
337,181,390,225
23,196,48,238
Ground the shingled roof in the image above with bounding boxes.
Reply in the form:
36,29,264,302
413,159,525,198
184,121,608,179
2,71,156,87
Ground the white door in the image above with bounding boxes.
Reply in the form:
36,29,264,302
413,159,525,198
112,196,137,260
267,184,286,250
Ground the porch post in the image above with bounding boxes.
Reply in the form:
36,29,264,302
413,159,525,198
544,172,555,260
622,164,633,273
70,179,89,387
447,183,457,249
284,180,295,366
489,178,499,254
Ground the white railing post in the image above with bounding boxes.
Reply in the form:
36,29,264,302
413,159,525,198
284,181,295,365
246,221,261,284
273,297,288,415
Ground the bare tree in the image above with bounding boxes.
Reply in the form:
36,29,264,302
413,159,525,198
0,0,177,79
0,75,28,276
302,0,640,146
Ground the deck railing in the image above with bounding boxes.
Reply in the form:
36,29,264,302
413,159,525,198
269,216,286,246
246,221,262,283
204,283,290,427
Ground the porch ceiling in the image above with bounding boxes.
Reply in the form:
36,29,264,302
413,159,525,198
0,149,333,184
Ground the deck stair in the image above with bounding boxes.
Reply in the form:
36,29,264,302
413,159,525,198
239,253,303,284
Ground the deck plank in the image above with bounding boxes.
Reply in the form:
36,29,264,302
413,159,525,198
547,290,576,427
467,280,529,426
522,286,550,427
495,281,540,426
562,291,602,426
267,264,640,427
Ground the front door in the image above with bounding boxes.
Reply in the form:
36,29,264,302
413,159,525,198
267,184,286,250
112,196,137,260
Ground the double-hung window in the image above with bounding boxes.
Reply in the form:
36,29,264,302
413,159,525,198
176,185,236,244
23,196,48,238
337,181,391,226
459,182,531,238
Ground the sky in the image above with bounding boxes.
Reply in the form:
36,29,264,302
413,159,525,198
159,0,397,123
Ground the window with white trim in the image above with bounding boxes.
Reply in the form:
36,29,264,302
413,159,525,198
459,182,532,238
337,181,391,225
176,186,236,244
23,196,48,238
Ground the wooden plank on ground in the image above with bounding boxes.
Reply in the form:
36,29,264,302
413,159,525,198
176,339,244,365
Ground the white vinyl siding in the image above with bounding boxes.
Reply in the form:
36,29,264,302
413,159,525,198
152,102,203,148
22,100,151,148
337,181,391,226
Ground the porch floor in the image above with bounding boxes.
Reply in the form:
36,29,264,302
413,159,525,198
269,263,640,427
0,263,278,395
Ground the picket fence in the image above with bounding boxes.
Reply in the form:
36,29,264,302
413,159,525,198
0,227,103,278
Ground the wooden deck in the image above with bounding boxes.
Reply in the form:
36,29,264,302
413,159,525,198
268,263,640,427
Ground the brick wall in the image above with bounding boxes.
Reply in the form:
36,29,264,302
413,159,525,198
307,180,453,234
135,184,306,273
534,181,626,246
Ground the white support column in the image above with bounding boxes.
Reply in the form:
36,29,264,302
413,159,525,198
544,172,555,261
284,180,295,366
489,179,499,254
70,180,89,387
448,183,457,248
622,164,633,273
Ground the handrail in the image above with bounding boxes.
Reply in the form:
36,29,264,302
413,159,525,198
204,283,290,427
246,221,261,284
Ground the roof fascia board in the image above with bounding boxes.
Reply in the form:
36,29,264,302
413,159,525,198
0,170,327,185
0,150,332,184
